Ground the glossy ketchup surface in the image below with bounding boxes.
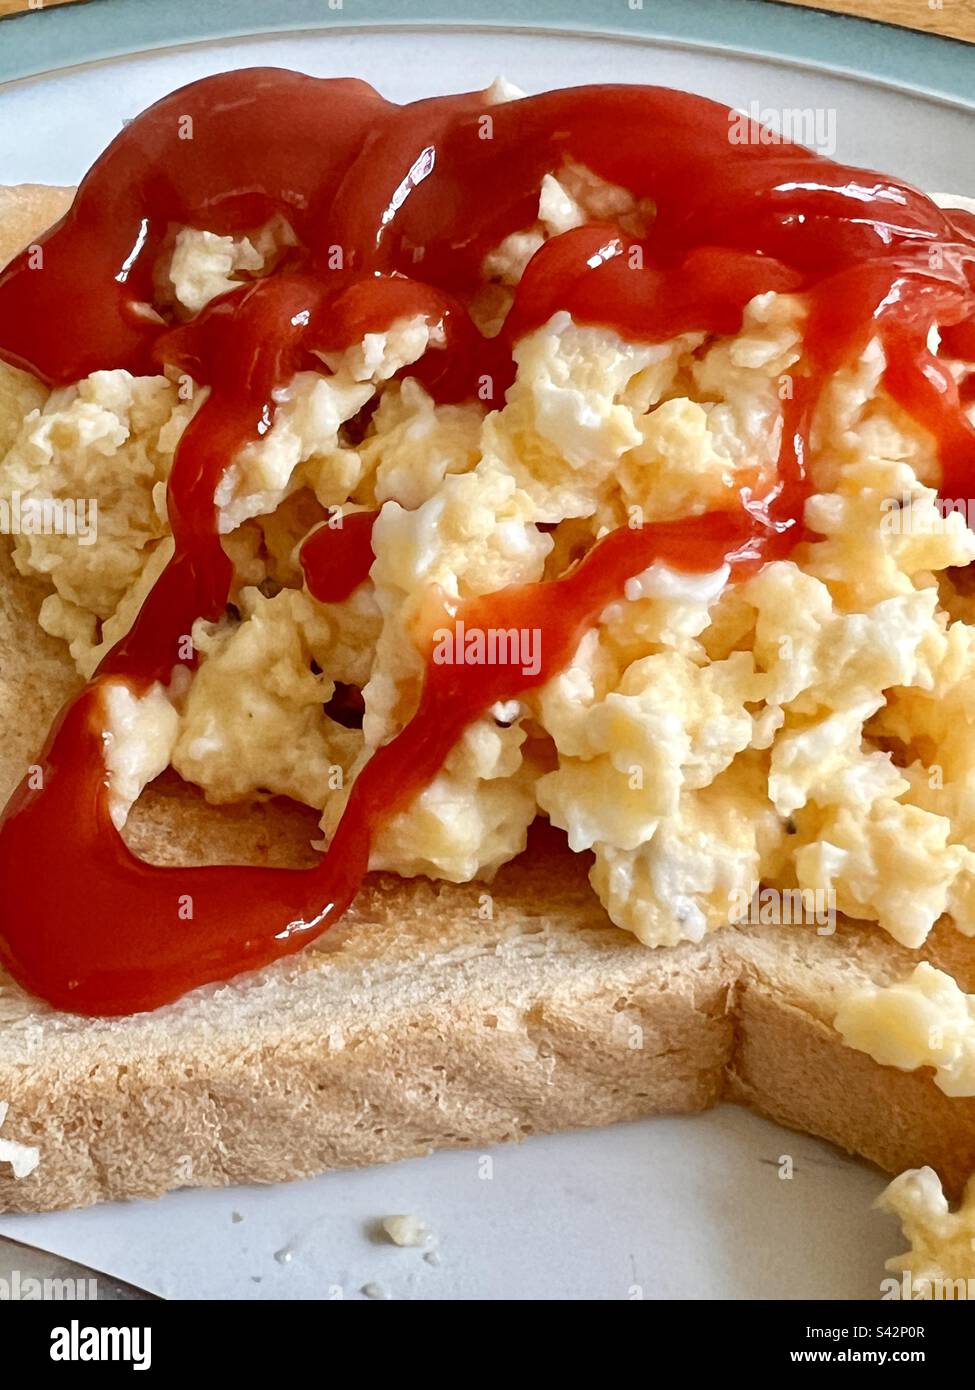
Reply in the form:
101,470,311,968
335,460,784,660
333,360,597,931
300,511,379,604
0,72,973,1015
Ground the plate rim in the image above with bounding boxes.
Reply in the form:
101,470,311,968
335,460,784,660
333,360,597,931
0,0,973,110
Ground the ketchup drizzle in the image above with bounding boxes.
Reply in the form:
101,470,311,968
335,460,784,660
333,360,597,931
300,511,379,605
0,71,973,1015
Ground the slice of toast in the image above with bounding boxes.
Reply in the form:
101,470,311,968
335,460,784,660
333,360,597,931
1,187,974,1216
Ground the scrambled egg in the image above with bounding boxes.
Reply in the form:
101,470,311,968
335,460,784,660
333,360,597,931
879,1166,975,1295
836,963,975,1097
4,90,975,977
173,586,361,810
1,370,196,676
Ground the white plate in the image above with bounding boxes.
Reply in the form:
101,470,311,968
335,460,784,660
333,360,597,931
1,13,965,1300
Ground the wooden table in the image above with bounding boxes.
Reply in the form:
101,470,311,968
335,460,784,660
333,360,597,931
773,0,973,44
0,0,972,41
1,0,77,14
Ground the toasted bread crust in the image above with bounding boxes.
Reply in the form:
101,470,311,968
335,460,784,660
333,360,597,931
1,186,974,1215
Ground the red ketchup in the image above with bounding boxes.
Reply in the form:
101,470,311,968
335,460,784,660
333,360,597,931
300,510,379,604
0,72,973,1015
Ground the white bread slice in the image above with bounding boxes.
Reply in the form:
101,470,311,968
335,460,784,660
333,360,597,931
1,187,974,1215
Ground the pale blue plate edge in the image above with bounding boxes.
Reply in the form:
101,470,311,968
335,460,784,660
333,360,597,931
0,0,972,110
